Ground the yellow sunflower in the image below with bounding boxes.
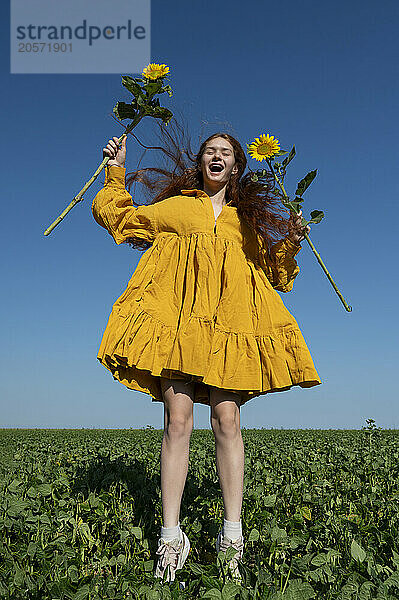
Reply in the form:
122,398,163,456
142,63,170,80
247,134,280,161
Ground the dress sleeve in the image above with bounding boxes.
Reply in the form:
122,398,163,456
91,165,158,244
259,236,302,293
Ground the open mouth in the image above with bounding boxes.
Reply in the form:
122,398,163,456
209,163,224,173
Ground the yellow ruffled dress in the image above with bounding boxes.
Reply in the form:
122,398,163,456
91,165,321,406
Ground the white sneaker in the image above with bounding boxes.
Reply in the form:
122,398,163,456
154,530,190,583
216,530,244,583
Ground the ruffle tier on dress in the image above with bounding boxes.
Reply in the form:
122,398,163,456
91,165,321,406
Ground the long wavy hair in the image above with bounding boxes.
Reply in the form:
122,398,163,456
123,116,290,266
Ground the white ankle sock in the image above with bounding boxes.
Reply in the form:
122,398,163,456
223,518,242,541
160,521,183,543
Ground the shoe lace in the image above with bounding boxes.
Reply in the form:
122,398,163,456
219,535,244,577
156,538,182,576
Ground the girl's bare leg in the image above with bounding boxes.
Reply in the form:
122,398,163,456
209,388,244,522
159,377,195,528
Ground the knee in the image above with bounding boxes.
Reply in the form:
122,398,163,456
211,413,240,439
165,415,193,438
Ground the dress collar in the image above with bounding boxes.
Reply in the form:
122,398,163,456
180,188,234,206
180,188,207,197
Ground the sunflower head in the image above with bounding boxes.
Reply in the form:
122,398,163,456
247,134,280,161
142,63,170,80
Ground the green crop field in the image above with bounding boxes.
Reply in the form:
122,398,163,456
1,422,399,599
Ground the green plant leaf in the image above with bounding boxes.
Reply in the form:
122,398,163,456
301,506,312,520
222,582,241,599
140,560,152,573
6,499,29,517
271,525,287,541
67,565,79,583
113,102,137,121
72,584,90,600
7,479,23,494
27,542,37,558
162,84,173,97
308,210,324,224
143,79,163,97
130,526,143,539
351,539,366,563
37,483,52,496
151,106,174,123
311,553,327,566
121,76,143,98
225,546,240,561
248,528,260,542
188,563,205,575
286,579,316,599
264,494,277,507
202,590,222,599
282,145,296,168
295,169,317,197
384,570,399,589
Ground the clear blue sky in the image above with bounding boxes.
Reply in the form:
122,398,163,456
1,0,398,429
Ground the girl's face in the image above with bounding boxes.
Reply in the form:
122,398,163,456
200,137,238,187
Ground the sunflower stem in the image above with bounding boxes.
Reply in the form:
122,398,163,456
266,159,352,312
43,116,142,236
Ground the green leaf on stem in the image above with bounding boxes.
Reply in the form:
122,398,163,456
136,94,146,107
308,210,324,224
162,84,173,97
202,590,222,600
275,149,289,157
282,145,296,168
296,169,317,196
351,539,366,563
121,76,143,98
248,528,260,542
143,79,163,97
151,106,174,123
113,102,137,120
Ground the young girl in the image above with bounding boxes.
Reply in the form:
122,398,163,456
92,121,321,584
